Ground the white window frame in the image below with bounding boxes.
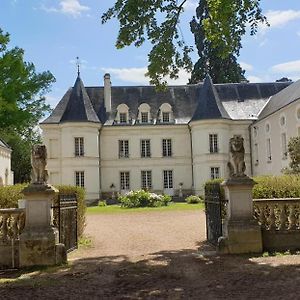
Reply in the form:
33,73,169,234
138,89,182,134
119,140,129,158
75,171,85,188
254,143,259,165
119,112,127,124
74,137,84,157
210,167,220,180
162,139,172,157
141,139,151,158
209,134,218,153
141,112,149,123
162,112,170,123
120,171,130,190
141,170,152,189
267,138,272,162
281,132,288,159
163,170,173,189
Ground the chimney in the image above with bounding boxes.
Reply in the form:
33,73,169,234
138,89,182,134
104,73,111,112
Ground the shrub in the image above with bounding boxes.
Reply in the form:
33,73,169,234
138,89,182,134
252,175,300,199
0,184,27,208
98,200,107,207
185,195,203,204
118,190,171,208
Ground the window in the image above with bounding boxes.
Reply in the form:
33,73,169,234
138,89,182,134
119,140,129,158
162,139,172,157
162,112,170,123
209,134,218,153
119,113,127,124
267,138,272,162
265,123,270,133
297,108,300,120
75,137,84,156
120,172,130,190
281,133,287,159
141,171,152,189
141,112,149,123
163,170,173,188
210,167,220,180
141,139,151,157
75,171,84,188
280,116,286,126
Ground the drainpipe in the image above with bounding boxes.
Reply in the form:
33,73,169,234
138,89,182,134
98,127,103,200
248,123,253,177
188,125,195,194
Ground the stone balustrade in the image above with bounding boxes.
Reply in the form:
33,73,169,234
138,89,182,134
253,198,300,251
0,208,25,243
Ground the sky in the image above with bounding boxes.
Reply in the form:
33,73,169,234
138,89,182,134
1,0,300,108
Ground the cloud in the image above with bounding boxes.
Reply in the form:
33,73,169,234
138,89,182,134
41,0,89,17
239,62,253,72
101,67,190,85
247,75,263,83
271,60,300,74
183,0,198,11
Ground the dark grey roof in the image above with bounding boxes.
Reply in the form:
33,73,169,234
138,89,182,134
42,76,100,124
41,75,291,125
258,79,300,120
191,75,230,121
0,138,11,150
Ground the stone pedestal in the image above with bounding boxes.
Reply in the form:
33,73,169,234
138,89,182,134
19,184,66,267
218,177,262,254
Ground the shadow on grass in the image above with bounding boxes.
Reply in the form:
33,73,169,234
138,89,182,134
1,243,300,299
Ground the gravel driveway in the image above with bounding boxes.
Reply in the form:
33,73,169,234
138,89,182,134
1,208,300,299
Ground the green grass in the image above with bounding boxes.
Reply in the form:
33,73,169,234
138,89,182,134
87,202,204,214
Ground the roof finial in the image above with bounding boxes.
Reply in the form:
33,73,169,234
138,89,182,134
76,56,80,76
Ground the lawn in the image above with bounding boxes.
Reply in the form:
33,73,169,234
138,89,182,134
87,202,204,214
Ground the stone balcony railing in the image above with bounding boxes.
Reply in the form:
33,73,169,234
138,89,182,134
0,208,25,243
253,198,300,251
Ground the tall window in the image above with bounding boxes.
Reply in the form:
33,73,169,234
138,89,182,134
141,139,151,157
119,140,129,158
162,139,172,157
141,170,152,189
119,112,127,123
75,137,84,156
254,143,259,165
120,172,130,190
141,112,149,123
209,134,218,153
267,138,272,161
210,167,220,180
281,133,287,159
162,112,170,123
163,170,173,189
75,171,85,188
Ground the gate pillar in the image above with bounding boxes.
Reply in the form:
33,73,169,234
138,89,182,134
19,184,66,267
218,177,262,254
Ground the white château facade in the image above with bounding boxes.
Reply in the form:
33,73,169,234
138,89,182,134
0,139,13,186
40,73,300,202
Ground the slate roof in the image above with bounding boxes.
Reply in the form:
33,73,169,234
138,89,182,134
41,74,291,125
0,138,11,150
258,79,300,120
191,75,230,121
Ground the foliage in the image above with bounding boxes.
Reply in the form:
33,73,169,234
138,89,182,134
204,179,226,202
252,175,300,199
189,0,246,83
0,184,86,239
0,28,55,131
0,184,26,208
98,200,107,207
185,195,203,204
118,190,171,208
282,137,300,174
54,185,86,238
102,0,266,87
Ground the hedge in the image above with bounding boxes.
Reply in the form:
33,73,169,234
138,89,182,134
0,184,86,238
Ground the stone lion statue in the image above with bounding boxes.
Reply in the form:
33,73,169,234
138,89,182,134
31,144,48,184
227,135,246,177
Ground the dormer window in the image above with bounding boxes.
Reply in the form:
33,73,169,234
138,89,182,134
162,112,170,123
141,112,149,123
119,113,127,124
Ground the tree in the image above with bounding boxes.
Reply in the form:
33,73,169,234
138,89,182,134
0,28,55,131
283,137,300,174
0,28,55,183
189,1,246,83
102,0,266,87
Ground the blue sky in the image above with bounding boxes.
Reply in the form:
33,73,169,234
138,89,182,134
1,0,300,107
